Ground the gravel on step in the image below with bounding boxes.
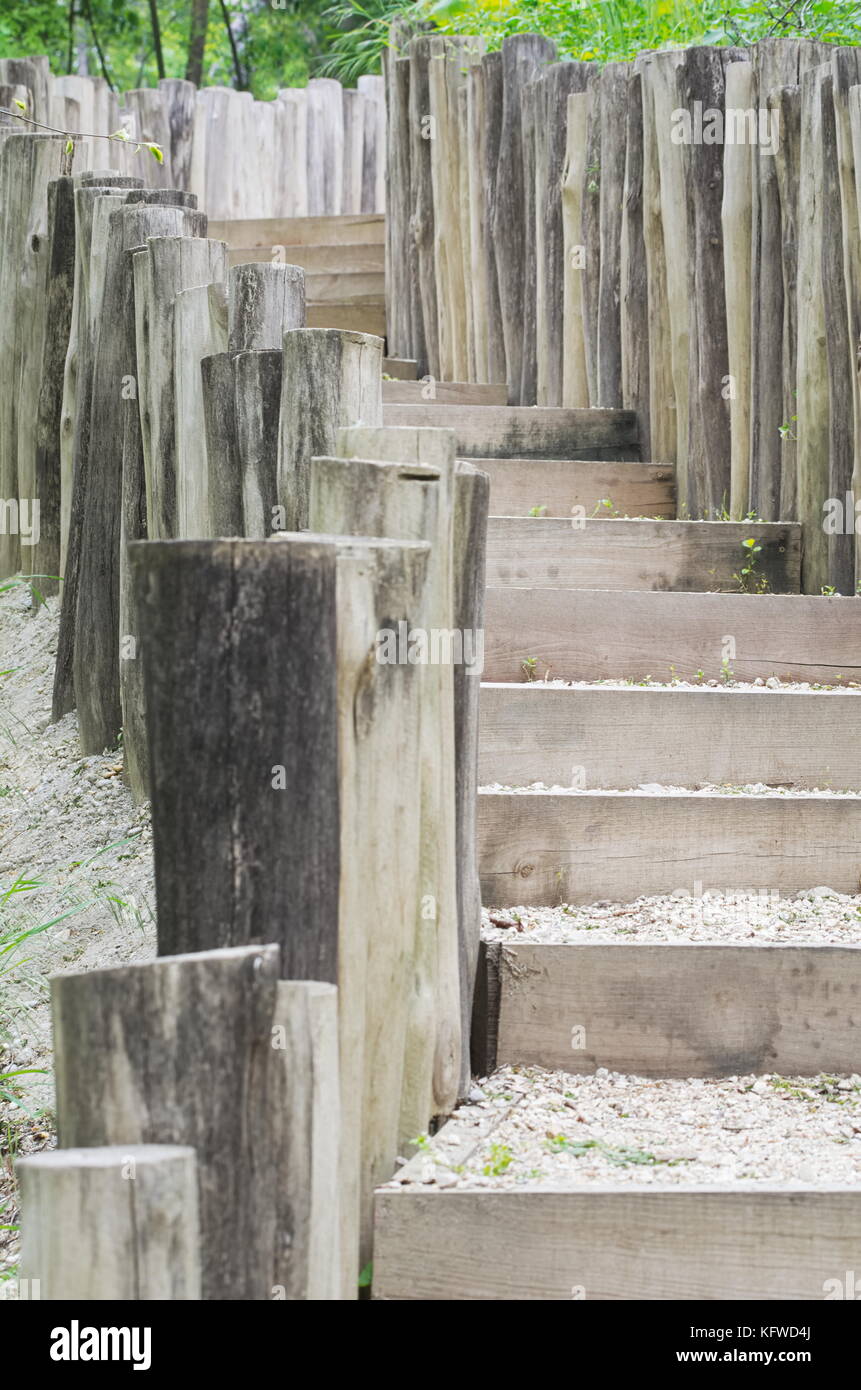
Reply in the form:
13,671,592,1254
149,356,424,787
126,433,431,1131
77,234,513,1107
483,890,861,945
521,677,861,692
385,1066,861,1190
480,782,861,796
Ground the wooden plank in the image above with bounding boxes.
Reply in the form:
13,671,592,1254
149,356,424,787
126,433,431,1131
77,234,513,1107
481,458,674,518
480,51,506,389
561,92,590,409
492,942,861,1077
772,83,802,523
374,1185,861,1300
382,380,507,406
381,405,638,459
620,72,649,456
478,790,861,906
383,355,418,380
207,213,385,248
302,269,384,303
225,242,384,274
485,518,801,592
596,61,629,409
478,684,861,790
306,301,386,338
483,588,861,683
722,61,754,518
18,1145,200,1300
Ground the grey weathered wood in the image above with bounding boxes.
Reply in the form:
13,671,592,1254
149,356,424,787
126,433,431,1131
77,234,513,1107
18,1145,200,1301
0,134,64,580
466,63,489,383
121,88,172,188
385,37,413,362
470,939,501,1076
480,458,674,518
620,72,649,455
561,92,591,410
382,381,507,405
159,78,196,191
228,261,306,354
480,51,506,389
200,353,242,536
493,34,557,405
772,85,801,522
596,62,629,409
130,538,340,980
519,78,539,406
53,945,344,1300
483,588,861,683
850,82,861,588
721,61,754,517
490,942,861,1078
479,684,861,791
342,88,364,216
479,789,861,906
209,214,385,250
236,349,283,538
635,52,675,466
580,70,602,407
831,52,861,593
381,404,638,459
358,73,385,214
31,176,75,592
374,1183,861,1301
485,518,800,592
306,78,344,216
174,280,229,537
278,328,383,530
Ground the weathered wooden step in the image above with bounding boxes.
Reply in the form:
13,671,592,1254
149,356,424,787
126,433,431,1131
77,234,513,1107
479,458,674,518
483,590,861,683
382,380,508,406
374,1082,861,1299
478,941,861,1077
486,518,800,592
208,213,385,248
478,791,861,906
381,405,639,460
305,299,385,338
382,356,418,380
226,242,384,274
478,685,861,790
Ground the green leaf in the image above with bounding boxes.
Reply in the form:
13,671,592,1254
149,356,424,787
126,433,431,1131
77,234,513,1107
358,1261,373,1288
147,143,164,164
13,99,26,112
65,138,74,155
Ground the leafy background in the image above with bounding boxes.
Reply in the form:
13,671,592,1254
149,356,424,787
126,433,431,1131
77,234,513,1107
1,0,860,97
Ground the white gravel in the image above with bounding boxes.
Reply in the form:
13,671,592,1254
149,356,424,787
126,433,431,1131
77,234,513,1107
388,1065,861,1190
480,782,861,796
522,676,861,691
483,889,861,945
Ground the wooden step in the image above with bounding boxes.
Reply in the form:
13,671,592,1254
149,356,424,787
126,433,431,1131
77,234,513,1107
486,518,801,592
305,300,385,338
478,790,861,906
381,405,639,460
382,380,508,406
479,684,861,790
225,244,384,274
483,590,861,683
374,1107,861,1299
208,213,385,248
478,941,861,1077
382,356,418,380
479,458,675,518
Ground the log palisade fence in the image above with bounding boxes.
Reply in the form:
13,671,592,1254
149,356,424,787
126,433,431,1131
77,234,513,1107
3,59,486,1299
385,26,861,591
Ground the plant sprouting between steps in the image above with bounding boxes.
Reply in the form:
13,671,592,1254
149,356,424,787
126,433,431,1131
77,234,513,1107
734,536,768,594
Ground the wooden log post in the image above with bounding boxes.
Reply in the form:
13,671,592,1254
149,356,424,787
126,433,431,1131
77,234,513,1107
159,78,197,191
620,71,650,455
480,51,506,389
306,78,344,216
466,63,489,383
580,70,602,407
201,353,243,535
457,84,475,382
228,261,306,354
235,349,283,538
174,281,229,538
342,87,365,216
31,176,75,593
73,206,207,756
18,1146,201,1301
535,62,593,408
493,34,557,405
408,35,435,376
384,22,414,362
635,52,676,466
849,82,861,586
561,92,591,410
130,538,340,978
278,328,383,531
121,88,173,188
52,946,343,1300
796,63,831,591
357,73,385,214
831,49,861,592
772,84,802,524
0,134,64,580
721,61,755,518
596,61,630,409
519,78,539,405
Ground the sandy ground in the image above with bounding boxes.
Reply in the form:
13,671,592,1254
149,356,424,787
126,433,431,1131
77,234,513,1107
0,582,155,1277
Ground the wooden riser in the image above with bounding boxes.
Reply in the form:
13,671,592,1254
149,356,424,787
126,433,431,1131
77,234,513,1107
478,791,861,905
480,458,675,517
478,685,861,790
374,1187,861,1299
208,214,385,247
305,301,386,338
483,589,861,683
486,518,801,592
382,381,508,406
382,356,418,380
381,405,639,459
480,942,861,1077
226,243,384,274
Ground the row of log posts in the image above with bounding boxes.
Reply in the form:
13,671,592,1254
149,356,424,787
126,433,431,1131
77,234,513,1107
385,31,861,588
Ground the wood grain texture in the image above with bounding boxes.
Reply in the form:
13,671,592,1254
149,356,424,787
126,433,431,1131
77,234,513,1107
620,72,649,455
381,405,638,459
382,381,507,405
483,588,861,683
235,348,283,538
491,942,861,1077
485,518,800,592
130,538,340,981
209,214,385,248
18,1145,200,1301
561,92,591,410
53,946,344,1300
478,684,861,790
174,280,229,537
596,61,629,409
721,61,754,518
227,260,305,353
480,459,673,517
478,790,861,906
374,1185,861,1300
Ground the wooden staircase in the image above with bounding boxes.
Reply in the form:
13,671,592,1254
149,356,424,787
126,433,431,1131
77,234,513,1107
371,401,861,1300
